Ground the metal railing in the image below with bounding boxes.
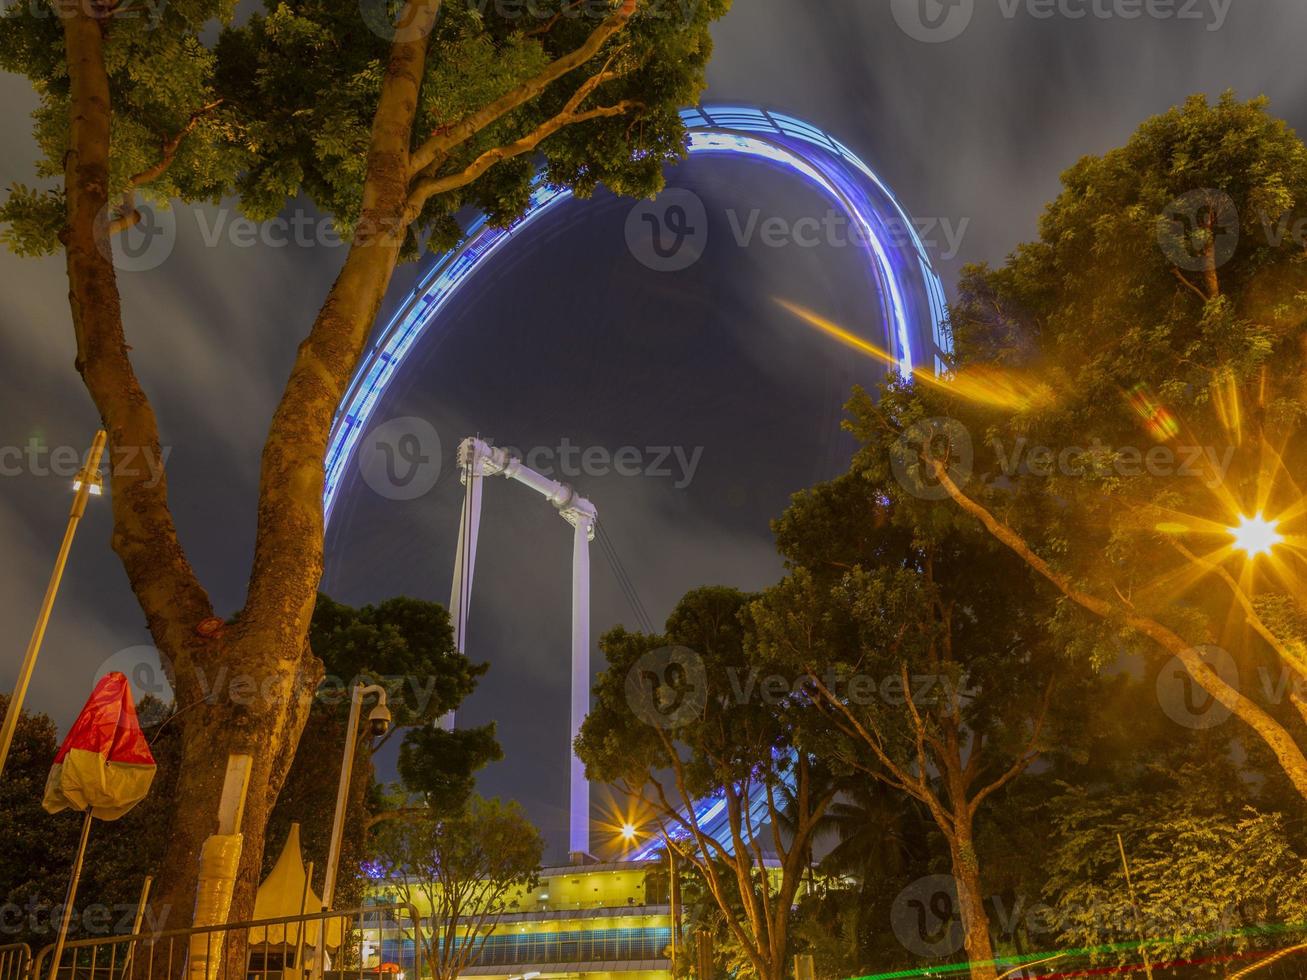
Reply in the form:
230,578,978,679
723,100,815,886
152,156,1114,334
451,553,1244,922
31,905,424,980
0,943,31,980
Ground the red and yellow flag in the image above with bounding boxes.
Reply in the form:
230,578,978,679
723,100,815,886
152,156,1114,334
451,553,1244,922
43,672,157,820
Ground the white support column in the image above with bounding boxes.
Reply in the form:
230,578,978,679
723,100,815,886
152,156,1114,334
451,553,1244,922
444,444,485,732
569,514,593,863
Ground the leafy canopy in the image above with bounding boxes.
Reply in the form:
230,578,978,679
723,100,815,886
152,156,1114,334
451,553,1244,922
1,0,728,256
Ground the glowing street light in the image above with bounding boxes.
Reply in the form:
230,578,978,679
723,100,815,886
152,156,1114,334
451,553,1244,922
1228,513,1284,559
621,823,637,843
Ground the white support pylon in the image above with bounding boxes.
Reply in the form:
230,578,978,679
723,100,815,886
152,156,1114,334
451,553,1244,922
444,441,487,731
569,512,593,862
444,437,598,862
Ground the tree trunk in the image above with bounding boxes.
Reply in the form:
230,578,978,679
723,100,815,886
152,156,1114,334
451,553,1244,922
148,641,322,943
949,823,998,980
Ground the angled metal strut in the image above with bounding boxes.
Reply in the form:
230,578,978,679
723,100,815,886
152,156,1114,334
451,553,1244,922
445,437,597,863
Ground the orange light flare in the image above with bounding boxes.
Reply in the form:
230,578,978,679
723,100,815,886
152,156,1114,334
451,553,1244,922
773,298,1057,412
1146,494,1306,603
595,791,655,853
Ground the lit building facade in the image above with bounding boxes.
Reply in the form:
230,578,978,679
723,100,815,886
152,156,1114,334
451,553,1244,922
366,859,674,980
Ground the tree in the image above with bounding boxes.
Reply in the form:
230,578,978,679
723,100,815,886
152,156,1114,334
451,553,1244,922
0,0,730,922
748,466,1085,980
577,587,838,980
370,795,543,980
794,778,936,979
1044,763,1307,971
266,593,501,908
887,92,1307,803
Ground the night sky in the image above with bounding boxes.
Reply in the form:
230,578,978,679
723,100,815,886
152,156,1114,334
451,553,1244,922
4,1,1307,862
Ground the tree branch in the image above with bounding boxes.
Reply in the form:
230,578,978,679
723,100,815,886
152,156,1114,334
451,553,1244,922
1167,537,1307,684
924,456,1307,800
407,97,639,217
407,0,639,177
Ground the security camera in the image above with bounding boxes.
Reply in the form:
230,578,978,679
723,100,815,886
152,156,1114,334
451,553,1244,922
367,702,392,737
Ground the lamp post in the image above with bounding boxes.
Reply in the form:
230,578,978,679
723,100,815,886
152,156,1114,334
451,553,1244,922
314,684,389,979
624,824,680,965
323,683,390,910
0,430,106,781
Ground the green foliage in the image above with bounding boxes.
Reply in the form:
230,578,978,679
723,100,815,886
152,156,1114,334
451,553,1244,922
309,592,487,728
397,723,502,814
0,0,241,253
937,92,1307,670
0,184,64,256
579,585,787,802
1043,763,1307,966
266,593,501,902
751,458,1087,801
579,586,835,980
212,0,722,247
2,0,730,256
370,794,543,980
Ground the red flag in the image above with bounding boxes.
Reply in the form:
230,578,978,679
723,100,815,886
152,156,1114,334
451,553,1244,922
43,672,157,820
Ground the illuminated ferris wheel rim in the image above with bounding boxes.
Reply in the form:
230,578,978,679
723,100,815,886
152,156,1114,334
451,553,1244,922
323,104,952,524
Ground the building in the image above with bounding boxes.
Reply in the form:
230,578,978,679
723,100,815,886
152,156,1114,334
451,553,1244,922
366,859,675,980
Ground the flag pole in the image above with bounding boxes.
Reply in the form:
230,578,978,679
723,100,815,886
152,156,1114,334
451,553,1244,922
48,810,94,980
0,429,107,781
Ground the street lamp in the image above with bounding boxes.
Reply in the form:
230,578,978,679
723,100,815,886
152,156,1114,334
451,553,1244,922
1228,512,1284,559
323,683,390,910
314,683,389,980
0,430,106,781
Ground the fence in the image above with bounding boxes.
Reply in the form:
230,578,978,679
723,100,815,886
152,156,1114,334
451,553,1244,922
0,944,31,980
29,905,423,980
